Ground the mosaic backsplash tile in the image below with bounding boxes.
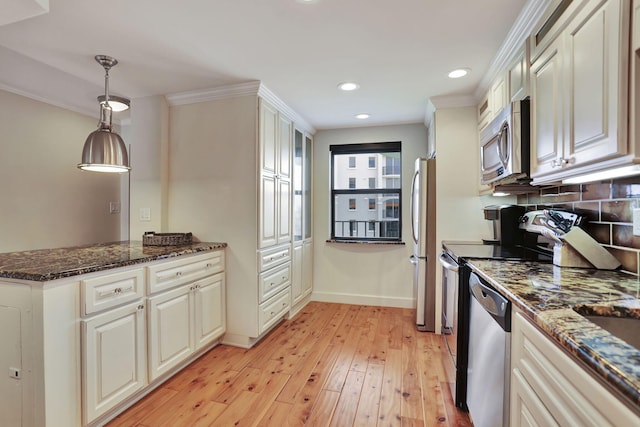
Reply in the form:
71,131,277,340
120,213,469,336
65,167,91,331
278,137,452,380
517,178,640,276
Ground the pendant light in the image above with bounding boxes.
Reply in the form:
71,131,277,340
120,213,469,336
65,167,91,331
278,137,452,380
78,55,131,173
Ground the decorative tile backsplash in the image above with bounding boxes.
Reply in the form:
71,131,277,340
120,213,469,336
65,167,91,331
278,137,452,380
516,177,640,276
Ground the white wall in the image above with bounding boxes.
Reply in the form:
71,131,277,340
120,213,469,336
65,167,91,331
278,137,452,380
312,123,428,307
129,95,169,240
0,89,123,252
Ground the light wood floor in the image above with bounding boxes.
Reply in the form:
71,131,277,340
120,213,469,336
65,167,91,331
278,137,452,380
107,302,473,427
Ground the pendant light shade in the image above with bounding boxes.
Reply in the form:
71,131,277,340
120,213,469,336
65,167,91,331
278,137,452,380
78,55,131,173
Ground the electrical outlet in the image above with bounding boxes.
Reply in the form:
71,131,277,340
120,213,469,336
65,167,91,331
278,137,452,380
634,209,640,236
109,202,121,214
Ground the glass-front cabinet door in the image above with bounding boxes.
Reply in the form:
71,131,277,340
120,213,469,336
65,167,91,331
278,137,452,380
293,130,304,242
304,134,312,240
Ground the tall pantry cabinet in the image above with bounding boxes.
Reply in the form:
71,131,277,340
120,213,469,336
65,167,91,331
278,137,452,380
167,84,314,348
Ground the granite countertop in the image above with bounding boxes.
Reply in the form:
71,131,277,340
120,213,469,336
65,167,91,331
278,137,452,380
0,240,227,282
467,259,640,409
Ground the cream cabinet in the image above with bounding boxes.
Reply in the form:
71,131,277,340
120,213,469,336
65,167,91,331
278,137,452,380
530,0,631,184
291,128,313,313
147,254,226,382
508,44,529,103
510,310,640,427
0,248,226,427
148,274,226,381
259,98,292,249
82,300,147,425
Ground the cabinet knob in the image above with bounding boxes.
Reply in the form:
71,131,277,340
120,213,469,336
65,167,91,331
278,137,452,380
270,311,275,316
176,271,182,277
137,304,144,310
114,287,122,294
206,263,212,268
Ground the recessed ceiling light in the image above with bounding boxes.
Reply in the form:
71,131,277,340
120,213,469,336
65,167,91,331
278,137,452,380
355,113,370,119
448,68,470,79
338,82,360,91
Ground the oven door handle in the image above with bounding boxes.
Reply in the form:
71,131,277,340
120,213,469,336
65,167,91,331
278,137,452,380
438,252,459,272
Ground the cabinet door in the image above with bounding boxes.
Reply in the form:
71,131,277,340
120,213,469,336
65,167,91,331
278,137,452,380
259,173,278,248
303,134,313,240
491,74,508,115
531,35,564,178
291,243,303,305
279,114,292,180
635,0,640,51
508,47,529,102
260,99,278,175
511,369,559,427
148,285,193,381
194,273,225,350
302,239,313,297
0,306,22,427
564,0,627,166
277,177,292,245
82,301,147,424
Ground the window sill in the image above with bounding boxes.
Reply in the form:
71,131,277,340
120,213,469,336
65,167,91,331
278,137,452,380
326,239,405,245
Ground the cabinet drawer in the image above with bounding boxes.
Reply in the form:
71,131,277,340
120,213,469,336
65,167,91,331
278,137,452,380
258,244,290,272
81,268,145,316
259,262,291,303
147,250,224,294
259,288,290,334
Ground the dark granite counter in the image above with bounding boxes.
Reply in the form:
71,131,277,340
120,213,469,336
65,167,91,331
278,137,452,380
466,259,640,409
0,241,227,282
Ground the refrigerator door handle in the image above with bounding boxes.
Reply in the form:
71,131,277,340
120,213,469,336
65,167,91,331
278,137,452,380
410,170,419,245
409,255,419,265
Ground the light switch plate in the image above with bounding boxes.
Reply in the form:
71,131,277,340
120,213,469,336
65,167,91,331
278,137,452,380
139,207,151,222
633,209,640,236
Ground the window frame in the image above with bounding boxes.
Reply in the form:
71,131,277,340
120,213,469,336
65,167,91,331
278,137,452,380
329,142,402,242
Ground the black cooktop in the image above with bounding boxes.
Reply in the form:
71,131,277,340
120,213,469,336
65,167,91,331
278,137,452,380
443,241,553,263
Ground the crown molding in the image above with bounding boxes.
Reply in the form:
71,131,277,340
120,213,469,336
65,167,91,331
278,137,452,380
165,81,262,106
474,0,553,101
166,80,316,134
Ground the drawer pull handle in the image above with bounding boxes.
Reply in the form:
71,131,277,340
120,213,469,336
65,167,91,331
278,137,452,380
270,282,275,287
137,304,144,310
206,263,212,268
270,311,275,316
282,302,287,307
176,271,183,277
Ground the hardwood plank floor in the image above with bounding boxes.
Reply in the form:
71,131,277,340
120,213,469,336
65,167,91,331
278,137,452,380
107,302,473,427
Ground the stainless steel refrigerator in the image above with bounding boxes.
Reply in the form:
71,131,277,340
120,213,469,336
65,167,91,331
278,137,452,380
409,157,437,332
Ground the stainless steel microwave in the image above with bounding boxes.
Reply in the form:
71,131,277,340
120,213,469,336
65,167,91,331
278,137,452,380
480,99,530,185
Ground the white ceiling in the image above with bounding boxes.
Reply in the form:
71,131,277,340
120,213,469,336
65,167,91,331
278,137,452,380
0,0,535,130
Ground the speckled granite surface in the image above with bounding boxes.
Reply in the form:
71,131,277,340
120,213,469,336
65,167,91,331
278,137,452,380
0,241,227,282
467,259,640,409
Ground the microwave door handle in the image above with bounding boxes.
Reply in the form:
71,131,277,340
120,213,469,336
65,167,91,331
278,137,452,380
499,121,510,165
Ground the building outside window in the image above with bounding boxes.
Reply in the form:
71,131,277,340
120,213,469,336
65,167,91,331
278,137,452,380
330,141,402,241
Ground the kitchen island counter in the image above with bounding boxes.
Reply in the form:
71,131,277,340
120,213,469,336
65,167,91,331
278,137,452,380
467,259,640,411
0,240,227,282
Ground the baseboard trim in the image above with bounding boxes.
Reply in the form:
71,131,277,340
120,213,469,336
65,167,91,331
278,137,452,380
311,291,415,309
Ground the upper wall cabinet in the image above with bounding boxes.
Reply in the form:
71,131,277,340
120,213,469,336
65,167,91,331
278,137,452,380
530,0,631,184
508,44,530,103
259,98,293,249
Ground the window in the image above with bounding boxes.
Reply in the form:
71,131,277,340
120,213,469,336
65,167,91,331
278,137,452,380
330,142,402,241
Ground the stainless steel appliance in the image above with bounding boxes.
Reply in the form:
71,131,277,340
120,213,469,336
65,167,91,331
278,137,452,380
482,204,525,246
409,157,437,332
466,271,511,427
480,99,530,185
438,250,462,405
